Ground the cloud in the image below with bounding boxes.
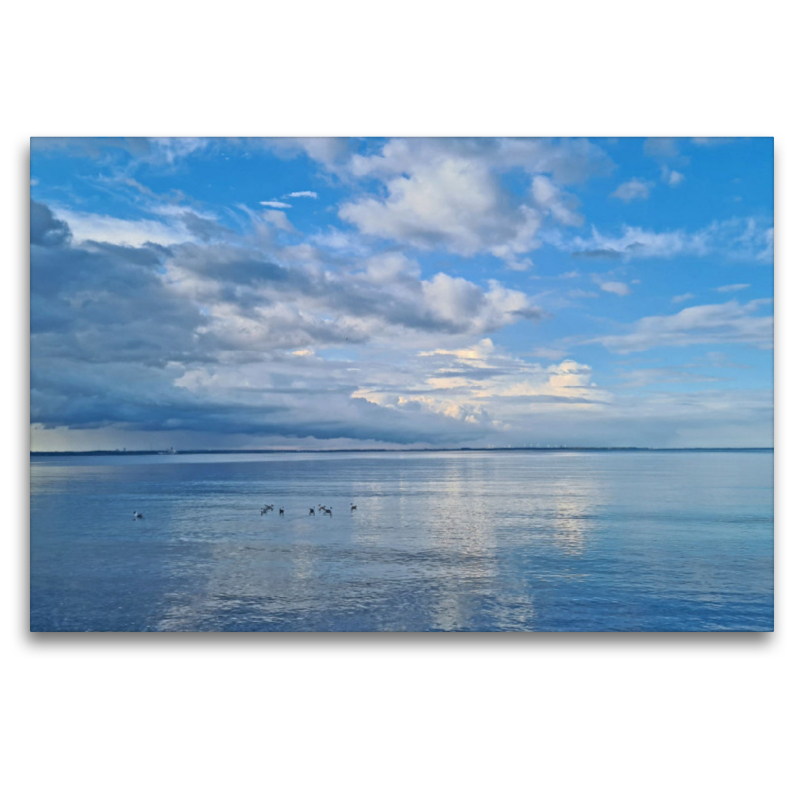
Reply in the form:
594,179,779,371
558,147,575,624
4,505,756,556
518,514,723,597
147,138,211,164
335,138,612,267
643,138,680,158
339,153,543,263
566,217,773,262
692,137,736,147
661,166,685,187
598,281,631,297
617,367,721,388
45,206,212,247
265,137,353,169
593,275,631,296
591,299,773,353
354,340,611,435
261,210,296,232
611,178,653,202
531,176,583,226
30,204,551,448
285,191,318,199
260,200,292,209
29,140,774,450
30,200,71,247
343,137,613,185
716,283,750,293
672,293,695,303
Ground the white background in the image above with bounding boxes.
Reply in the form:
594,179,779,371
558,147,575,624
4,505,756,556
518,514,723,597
3,2,796,798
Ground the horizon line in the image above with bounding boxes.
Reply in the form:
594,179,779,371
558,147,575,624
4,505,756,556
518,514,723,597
30,445,775,456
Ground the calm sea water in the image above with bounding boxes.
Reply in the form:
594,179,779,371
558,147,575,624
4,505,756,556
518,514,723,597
30,450,773,632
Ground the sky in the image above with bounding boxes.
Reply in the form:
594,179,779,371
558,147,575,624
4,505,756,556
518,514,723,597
29,137,773,450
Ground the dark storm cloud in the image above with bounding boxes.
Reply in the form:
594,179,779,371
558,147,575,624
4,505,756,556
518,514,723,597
30,357,487,445
31,232,204,366
30,201,542,445
30,200,71,247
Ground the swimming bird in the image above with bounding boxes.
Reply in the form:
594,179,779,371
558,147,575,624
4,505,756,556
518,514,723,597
279,507,284,517
323,507,332,516
309,507,315,516
350,503,357,512
133,511,143,520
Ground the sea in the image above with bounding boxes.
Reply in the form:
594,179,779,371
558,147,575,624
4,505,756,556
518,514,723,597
29,449,774,632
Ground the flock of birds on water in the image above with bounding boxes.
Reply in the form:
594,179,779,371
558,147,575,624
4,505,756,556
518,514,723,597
260,503,357,517
132,503,358,520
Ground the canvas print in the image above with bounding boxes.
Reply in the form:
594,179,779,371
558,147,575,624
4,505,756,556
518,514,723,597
30,137,773,632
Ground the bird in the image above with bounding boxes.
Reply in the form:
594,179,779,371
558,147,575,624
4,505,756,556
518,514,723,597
350,503,357,512
133,511,143,520
323,507,333,516
279,507,284,517
309,507,315,516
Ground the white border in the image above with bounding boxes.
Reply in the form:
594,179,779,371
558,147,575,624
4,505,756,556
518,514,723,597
4,3,795,798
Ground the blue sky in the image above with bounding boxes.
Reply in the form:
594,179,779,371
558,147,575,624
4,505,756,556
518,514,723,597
30,137,773,450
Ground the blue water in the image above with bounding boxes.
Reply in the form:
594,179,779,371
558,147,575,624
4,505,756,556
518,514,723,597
29,450,773,632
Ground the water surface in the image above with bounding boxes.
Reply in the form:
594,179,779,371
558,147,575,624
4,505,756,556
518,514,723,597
30,450,774,631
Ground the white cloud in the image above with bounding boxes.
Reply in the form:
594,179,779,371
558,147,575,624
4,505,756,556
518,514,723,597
50,207,194,247
261,210,295,232
593,275,631,296
591,299,773,352
717,283,751,293
617,368,721,388
692,137,736,147
148,138,210,165
334,138,612,267
672,293,695,303
644,138,680,158
260,200,292,209
661,166,685,187
567,217,773,262
354,340,610,435
599,281,631,296
266,137,352,168
531,176,583,226
611,178,653,202
285,191,318,199
340,154,541,261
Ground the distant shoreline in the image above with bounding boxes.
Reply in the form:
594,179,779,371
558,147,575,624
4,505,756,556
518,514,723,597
30,446,775,457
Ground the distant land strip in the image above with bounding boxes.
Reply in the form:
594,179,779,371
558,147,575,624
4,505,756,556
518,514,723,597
30,447,774,456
